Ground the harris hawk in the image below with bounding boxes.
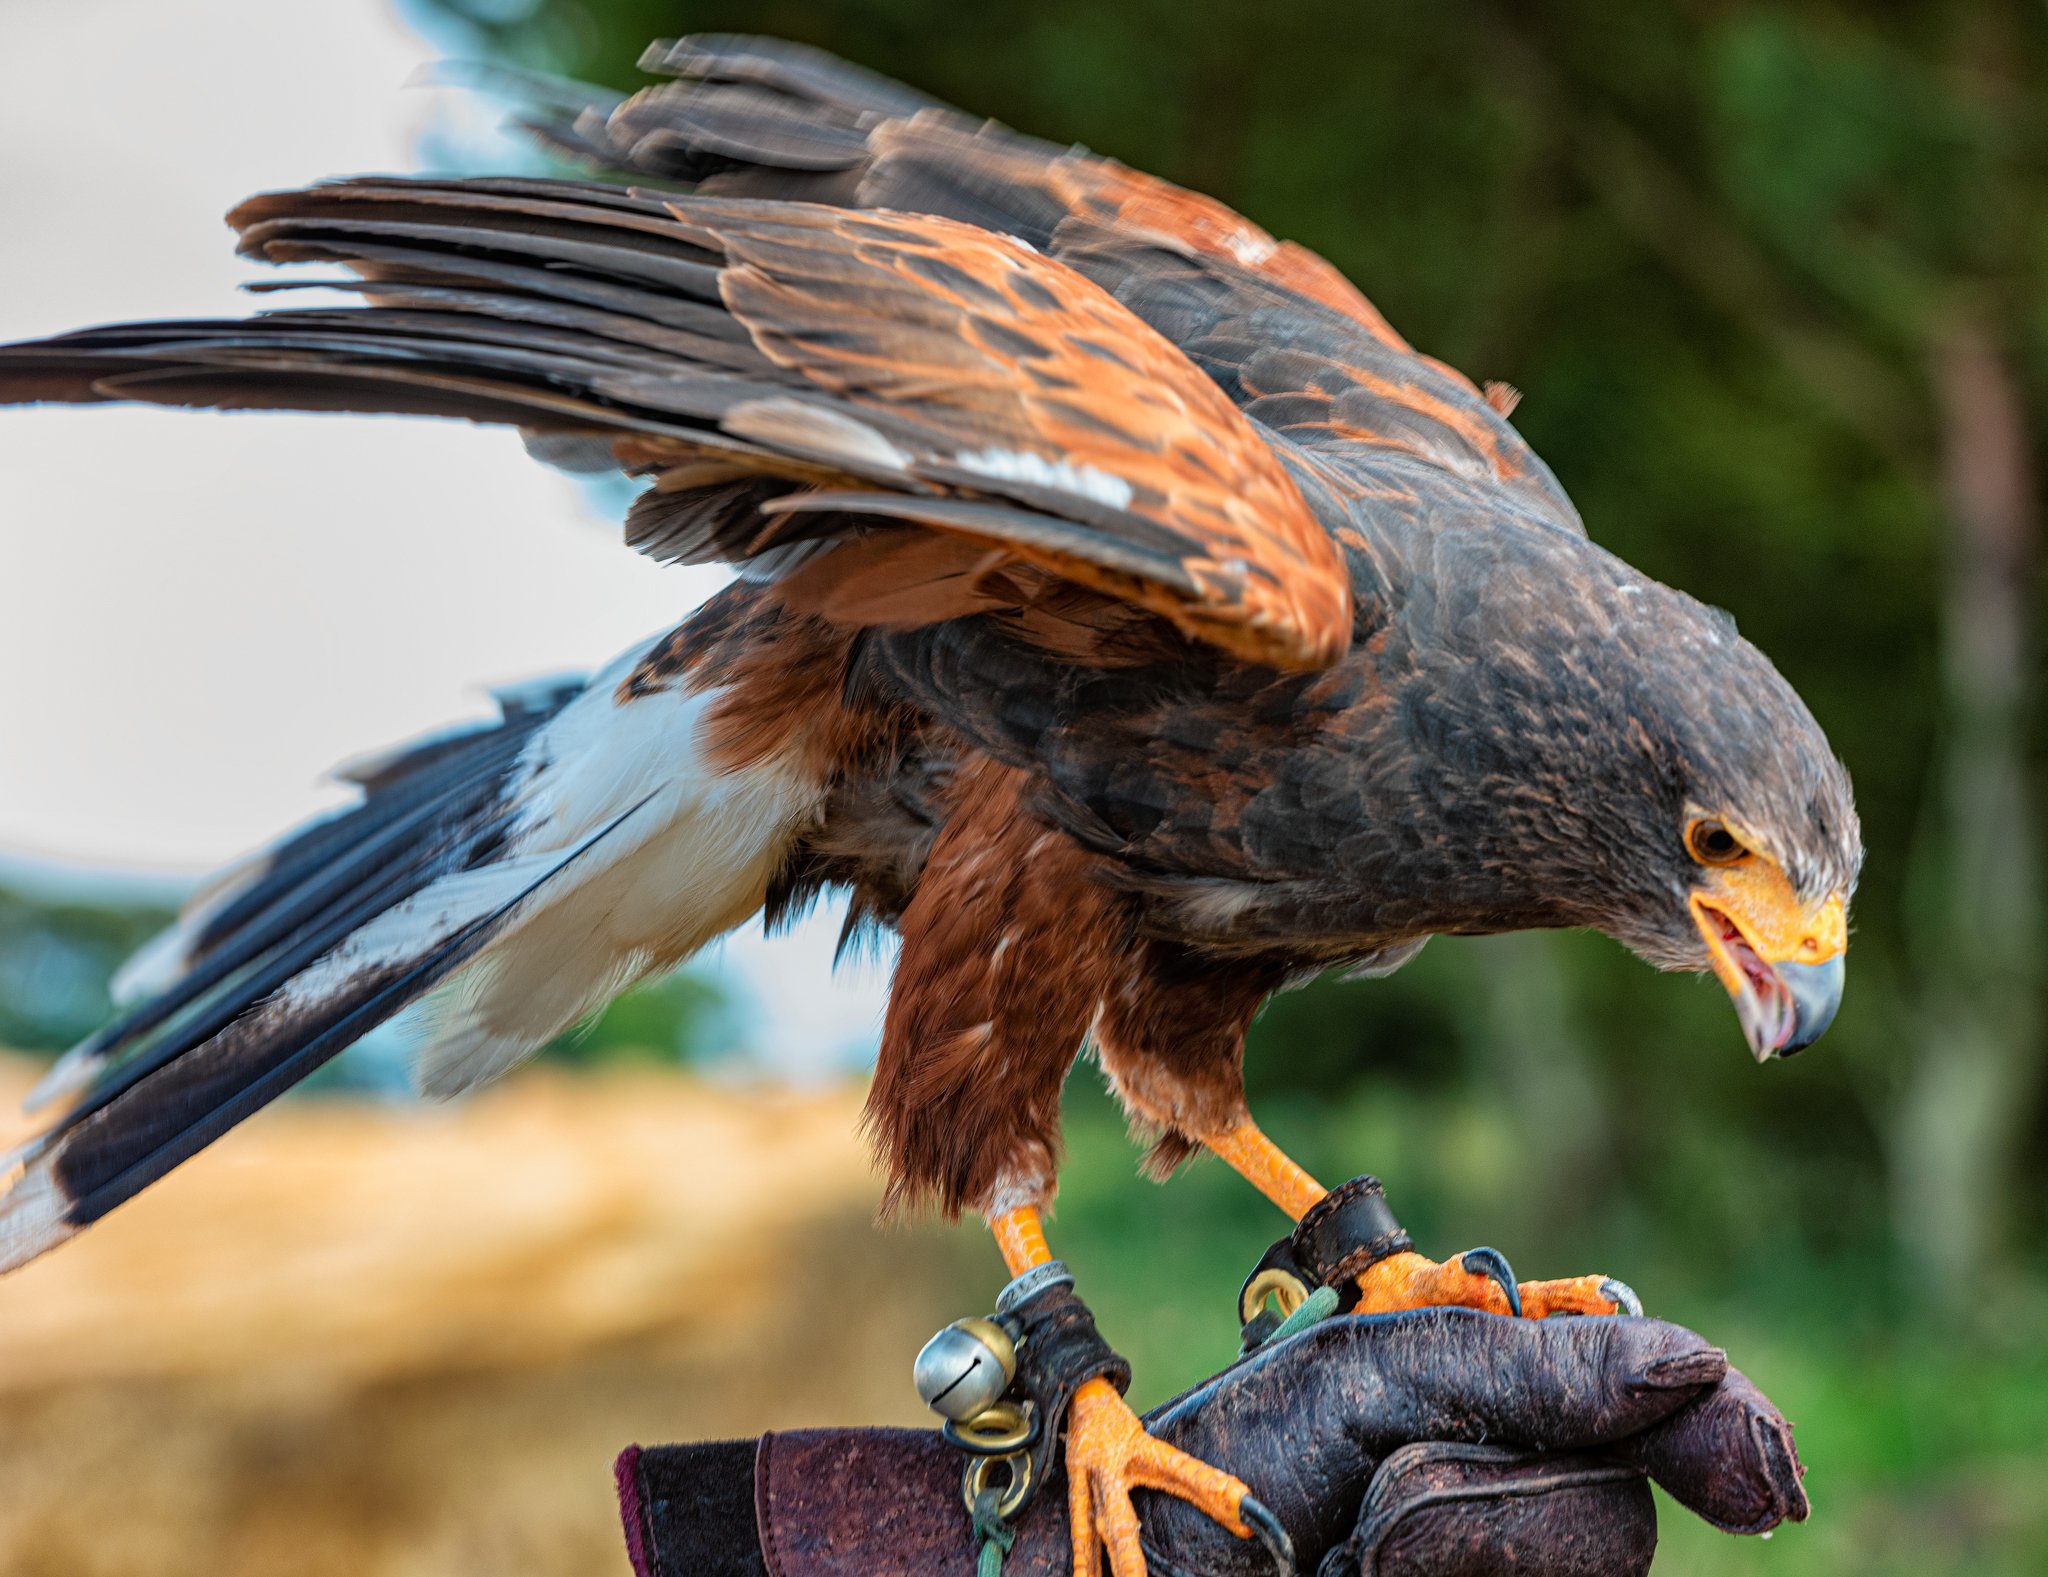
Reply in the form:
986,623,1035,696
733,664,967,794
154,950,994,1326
0,35,1859,1577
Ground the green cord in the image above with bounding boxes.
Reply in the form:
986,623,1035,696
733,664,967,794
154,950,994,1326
1264,1282,1341,1346
972,1484,1017,1576
976,1529,1015,1577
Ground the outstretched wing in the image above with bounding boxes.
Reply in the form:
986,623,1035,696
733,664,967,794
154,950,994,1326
0,179,1348,668
534,33,1582,540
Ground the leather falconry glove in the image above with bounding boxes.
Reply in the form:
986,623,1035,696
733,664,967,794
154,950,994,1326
615,1306,1807,1577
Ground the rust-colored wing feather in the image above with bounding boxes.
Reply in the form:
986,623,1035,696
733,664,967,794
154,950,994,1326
0,179,1349,669
697,202,1349,663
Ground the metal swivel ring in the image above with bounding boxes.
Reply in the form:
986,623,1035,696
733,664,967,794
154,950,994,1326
942,1399,1040,1457
961,1450,1034,1521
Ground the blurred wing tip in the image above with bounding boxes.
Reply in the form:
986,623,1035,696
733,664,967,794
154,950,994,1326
20,1047,100,1118
107,922,196,1009
0,1153,77,1275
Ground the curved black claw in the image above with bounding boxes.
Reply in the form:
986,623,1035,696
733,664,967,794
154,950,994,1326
1240,1492,1296,1576
1143,1490,1297,1577
1459,1247,1523,1318
1600,1277,1645,1317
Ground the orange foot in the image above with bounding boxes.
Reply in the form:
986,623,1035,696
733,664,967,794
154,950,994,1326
1065,1375,1278,1577
1353,1246,1642,1320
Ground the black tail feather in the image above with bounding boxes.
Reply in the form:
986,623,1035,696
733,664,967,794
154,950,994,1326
60,809,633,1225
1,792,655,1269
26,685,579,1135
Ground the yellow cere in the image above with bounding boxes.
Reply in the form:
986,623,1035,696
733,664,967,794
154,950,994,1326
1696,856,1847,966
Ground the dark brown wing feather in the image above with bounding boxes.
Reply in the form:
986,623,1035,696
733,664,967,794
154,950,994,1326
541,34,1581,539
0,179,1350,670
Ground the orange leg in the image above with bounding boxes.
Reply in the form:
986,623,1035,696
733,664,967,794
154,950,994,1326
992,1203,1055,1275
990,1206,1253,1577
1201,1121,1326,1219
1201,1117,1639,1319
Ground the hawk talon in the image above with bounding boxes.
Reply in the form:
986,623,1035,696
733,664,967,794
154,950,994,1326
1351,1249,1639,1321
1458,1247,1523,1317
1234,1493,1296,1576
1600,1278,1645,1317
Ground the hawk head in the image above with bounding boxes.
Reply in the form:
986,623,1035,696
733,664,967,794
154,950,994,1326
1520,569,1862,1062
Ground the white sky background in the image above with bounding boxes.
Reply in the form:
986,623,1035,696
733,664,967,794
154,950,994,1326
0,0,892,1076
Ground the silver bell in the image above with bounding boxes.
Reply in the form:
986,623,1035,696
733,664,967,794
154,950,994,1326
913,1316,1018,1421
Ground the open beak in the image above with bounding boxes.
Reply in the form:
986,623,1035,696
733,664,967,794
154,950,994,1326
1691,891,1847,1062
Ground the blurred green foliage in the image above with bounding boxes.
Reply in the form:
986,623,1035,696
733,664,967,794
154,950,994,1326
0,884,170,1051
7,0,2046,1568
542,968,733,1067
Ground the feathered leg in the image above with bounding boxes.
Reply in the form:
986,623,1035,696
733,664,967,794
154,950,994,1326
872,766,1260,1577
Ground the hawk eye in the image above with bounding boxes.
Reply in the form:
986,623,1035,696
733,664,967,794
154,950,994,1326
1688,819,1747,866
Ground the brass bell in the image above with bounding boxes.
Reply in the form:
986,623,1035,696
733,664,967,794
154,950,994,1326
913,1315,1018,1421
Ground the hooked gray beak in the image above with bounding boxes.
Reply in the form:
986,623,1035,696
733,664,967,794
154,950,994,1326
1729,949,1846,1063
1770,954,1844,1058
1691,889,1849,1062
